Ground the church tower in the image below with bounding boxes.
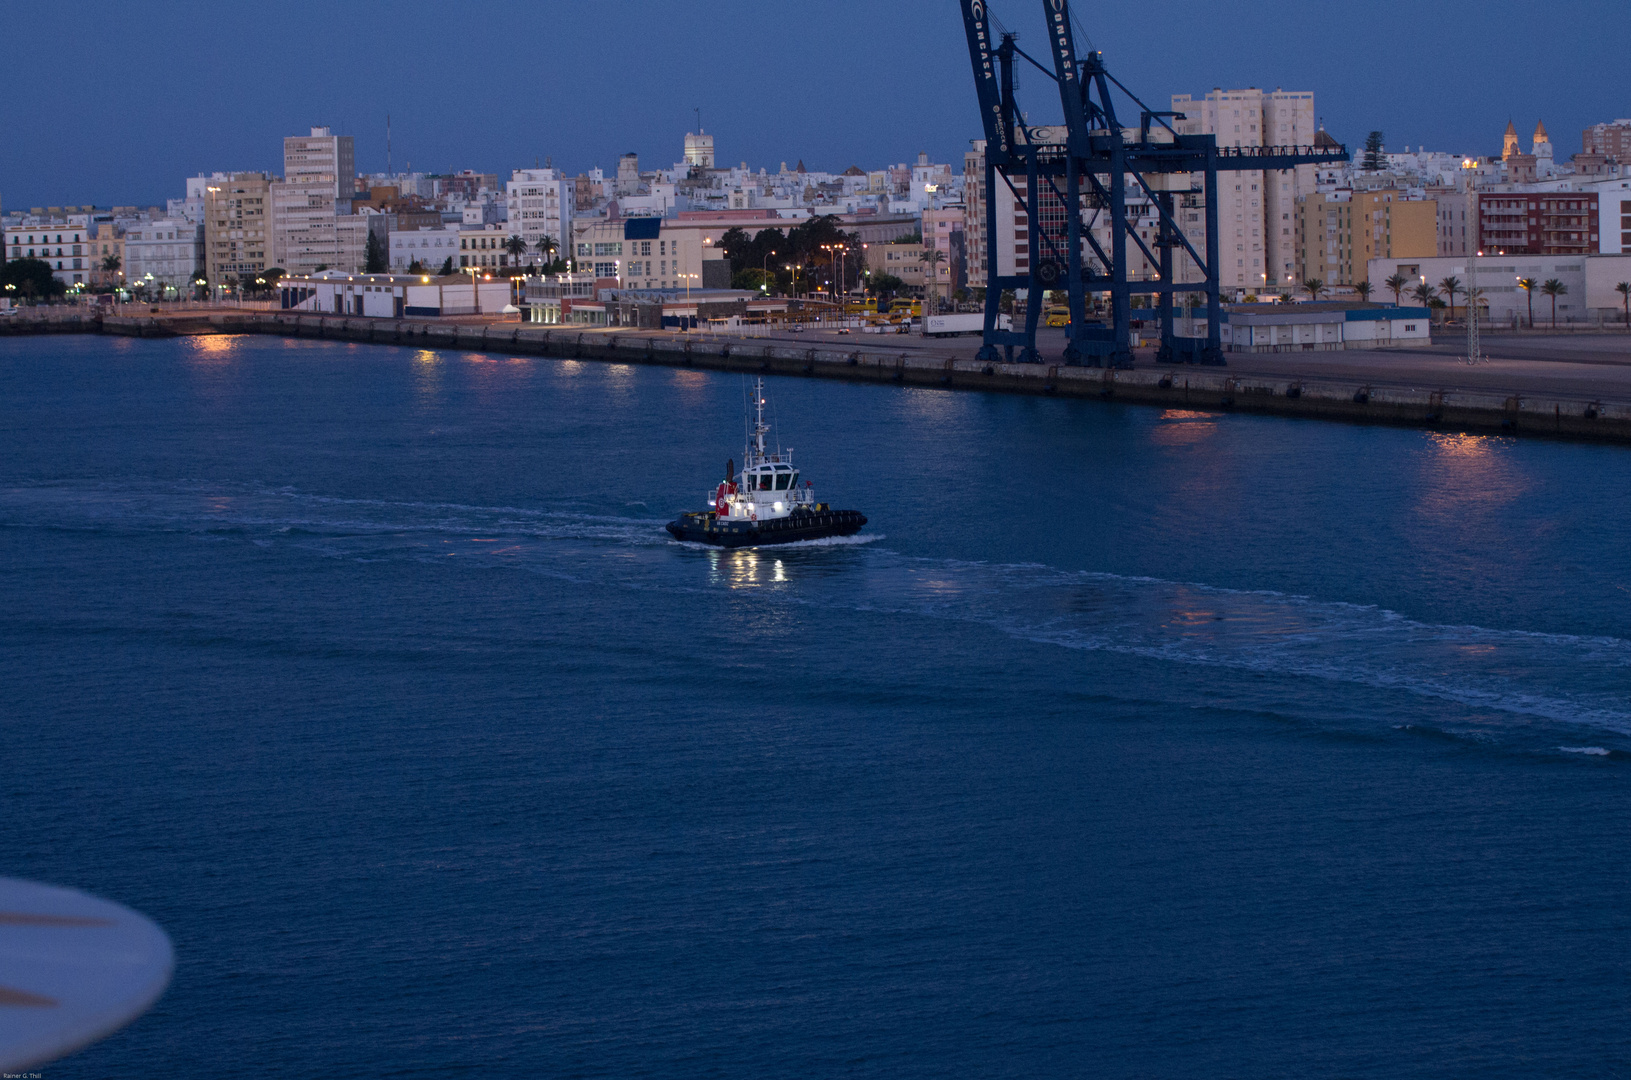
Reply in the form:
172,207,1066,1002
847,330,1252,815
1531,120,1552,160
1502,120,1520,161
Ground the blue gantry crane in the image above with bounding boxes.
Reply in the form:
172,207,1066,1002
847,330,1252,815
959,0,1350,367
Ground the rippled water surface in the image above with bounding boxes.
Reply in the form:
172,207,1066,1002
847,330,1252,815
2,335,1628,1077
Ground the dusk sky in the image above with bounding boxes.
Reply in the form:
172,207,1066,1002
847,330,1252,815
4,0,1624,210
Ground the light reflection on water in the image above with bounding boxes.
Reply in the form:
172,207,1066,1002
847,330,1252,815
412,349,444,410
1150,408,1218,447
703,548,790,589
1415,432,1527,522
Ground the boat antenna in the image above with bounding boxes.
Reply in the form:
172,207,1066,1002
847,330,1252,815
753,377,768,458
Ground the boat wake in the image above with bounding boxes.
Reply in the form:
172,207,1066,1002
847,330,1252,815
4,479,1625,749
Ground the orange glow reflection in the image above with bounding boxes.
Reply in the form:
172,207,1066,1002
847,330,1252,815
1151,408,1218,446
1416,432,1525,519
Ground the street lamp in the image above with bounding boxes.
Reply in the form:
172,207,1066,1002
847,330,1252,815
678,272,698,331
762,249,777,292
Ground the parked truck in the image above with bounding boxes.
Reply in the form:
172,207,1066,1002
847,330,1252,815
923,313,1011,337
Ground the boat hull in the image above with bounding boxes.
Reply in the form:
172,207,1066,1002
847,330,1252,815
665,508,868,548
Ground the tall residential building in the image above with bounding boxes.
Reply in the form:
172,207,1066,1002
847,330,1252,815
962,139,1024,290
1429,185,1475,257
1172,87,1317,292
271,126,357,275
204,173,271,287
1582,119,1631,160
505,169,575,265
1295,190,1436,286
1593,177,1631,255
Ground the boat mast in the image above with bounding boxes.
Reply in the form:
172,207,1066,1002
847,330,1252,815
751,377,768,461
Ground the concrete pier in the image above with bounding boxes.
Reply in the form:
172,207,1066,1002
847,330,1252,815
5,308,1631,444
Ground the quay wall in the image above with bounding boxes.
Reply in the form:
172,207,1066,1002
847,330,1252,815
5,310,1631,445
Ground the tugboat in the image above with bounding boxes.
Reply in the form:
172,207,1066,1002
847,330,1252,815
666,379,867,548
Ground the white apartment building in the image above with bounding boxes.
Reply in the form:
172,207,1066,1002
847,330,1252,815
389,225,461,273
1589,177,1631,255
504,169,574,261
1172,88,1317,292
3,218,93,285
271,126,357,275
122,219,203,288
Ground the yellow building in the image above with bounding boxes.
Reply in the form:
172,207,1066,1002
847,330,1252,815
1295,190,1436,287
88,223,125,289
204,173,271,289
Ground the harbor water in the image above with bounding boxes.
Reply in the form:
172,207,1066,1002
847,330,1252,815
1,334,1627,1077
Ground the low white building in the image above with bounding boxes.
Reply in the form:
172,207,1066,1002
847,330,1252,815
122,220,203,289
278,270,511,317
3,218,94,285
1367,254,1589,327
1222,303,1433,352
389,226,461,273
1585,254,1631,319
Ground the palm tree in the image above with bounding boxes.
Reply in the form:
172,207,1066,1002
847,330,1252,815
1616,282,1631,328
534,234,558,267
1516,277,1536,328
1301,277,1326,302
1540,278,1567,328
100,253,121,274
1384,273,1409,305
918,248,947,310
503,235,528,267
1438,275,1461,318
1410,281,1437,308
1354,280,1373,302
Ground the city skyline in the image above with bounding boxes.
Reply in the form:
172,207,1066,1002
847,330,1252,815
3,0,1625,209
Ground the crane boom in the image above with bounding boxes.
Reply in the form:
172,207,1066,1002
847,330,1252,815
959,0,1012,166
1042,0,1091,157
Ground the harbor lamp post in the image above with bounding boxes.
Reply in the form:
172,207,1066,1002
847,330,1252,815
466,266,481,315
762,249,777,293
678,272,698,331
